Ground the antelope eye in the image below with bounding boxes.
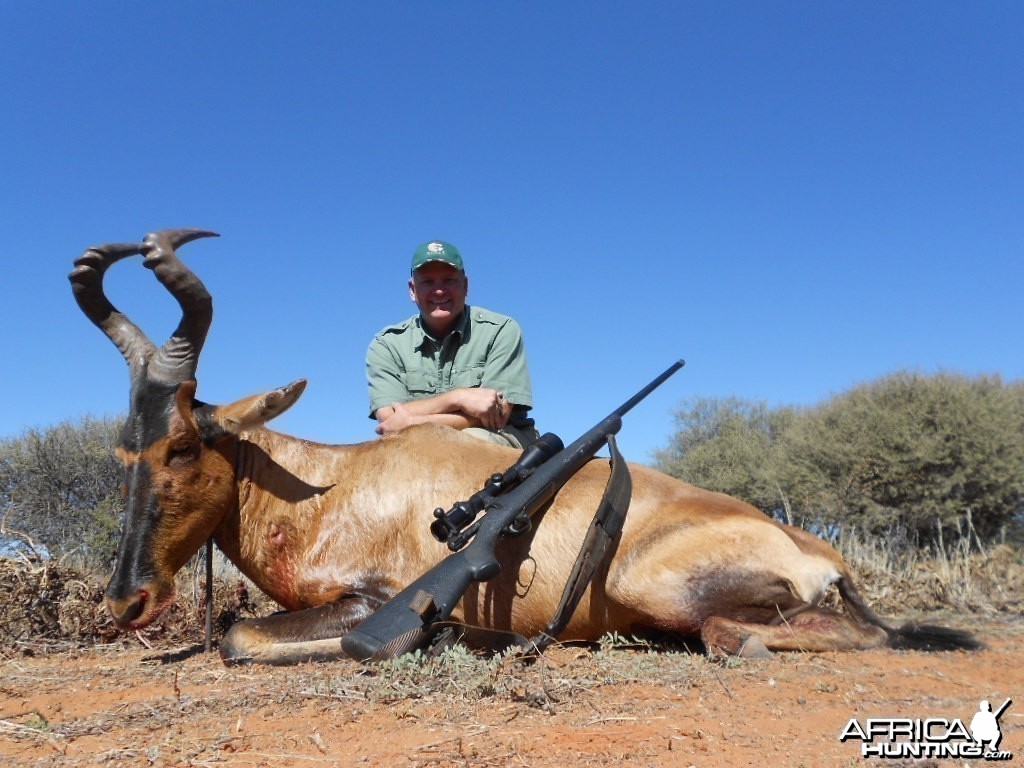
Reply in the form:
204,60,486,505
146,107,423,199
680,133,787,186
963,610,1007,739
167,443,198,466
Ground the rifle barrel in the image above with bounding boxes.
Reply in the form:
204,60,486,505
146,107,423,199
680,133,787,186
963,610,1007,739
613,360,685,418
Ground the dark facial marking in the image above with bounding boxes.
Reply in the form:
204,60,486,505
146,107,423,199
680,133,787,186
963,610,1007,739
106,460,161,600
120,377,181,453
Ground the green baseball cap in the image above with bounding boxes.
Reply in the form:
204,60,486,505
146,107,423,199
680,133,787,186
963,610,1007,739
411,240,464,273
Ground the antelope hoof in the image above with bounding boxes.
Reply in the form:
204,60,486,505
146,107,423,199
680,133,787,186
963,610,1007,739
738,636,773,659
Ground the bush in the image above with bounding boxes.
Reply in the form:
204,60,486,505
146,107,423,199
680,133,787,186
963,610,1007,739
0,417,125,570
781,372,1024,542
656,372,1024,544
653,397,796,519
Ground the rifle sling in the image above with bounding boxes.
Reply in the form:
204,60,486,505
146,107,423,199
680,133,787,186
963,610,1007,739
430,433,633,657
529,432,632,652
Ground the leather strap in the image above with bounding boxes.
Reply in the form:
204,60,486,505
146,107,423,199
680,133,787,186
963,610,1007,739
528,432,632,652
427,434,633,657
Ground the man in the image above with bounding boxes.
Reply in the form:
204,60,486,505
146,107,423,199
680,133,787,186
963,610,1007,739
366,240,540,448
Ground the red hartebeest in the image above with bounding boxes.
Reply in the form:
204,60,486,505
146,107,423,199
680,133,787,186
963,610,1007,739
70,229,978,665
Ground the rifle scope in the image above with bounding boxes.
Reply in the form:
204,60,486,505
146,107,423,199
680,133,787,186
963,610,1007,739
430,432,564,545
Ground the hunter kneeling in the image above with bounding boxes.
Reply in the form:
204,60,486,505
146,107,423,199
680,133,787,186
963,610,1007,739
366,240,540,449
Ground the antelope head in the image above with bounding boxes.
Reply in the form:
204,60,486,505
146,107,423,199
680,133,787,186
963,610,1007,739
70,230,305,629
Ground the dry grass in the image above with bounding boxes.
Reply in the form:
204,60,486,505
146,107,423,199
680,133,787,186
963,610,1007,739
304,637,722,718
835,528,1023,616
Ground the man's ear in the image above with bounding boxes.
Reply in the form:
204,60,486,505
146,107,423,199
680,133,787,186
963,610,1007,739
408,277,416,302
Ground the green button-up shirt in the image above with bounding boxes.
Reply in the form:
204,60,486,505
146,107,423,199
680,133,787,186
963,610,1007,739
366,305,534,427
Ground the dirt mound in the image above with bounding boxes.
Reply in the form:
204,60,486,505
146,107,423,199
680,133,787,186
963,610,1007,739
0,558,263,657
0,557,111,652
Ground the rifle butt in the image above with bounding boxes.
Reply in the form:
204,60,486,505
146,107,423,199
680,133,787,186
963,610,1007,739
342,624,432,662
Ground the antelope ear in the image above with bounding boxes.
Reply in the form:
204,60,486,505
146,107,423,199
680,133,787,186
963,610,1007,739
199,379,307,436
169,380,202,435
175,380,200,409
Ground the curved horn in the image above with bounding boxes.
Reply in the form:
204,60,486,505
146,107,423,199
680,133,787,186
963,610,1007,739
69,242,155,375
140,229,219,383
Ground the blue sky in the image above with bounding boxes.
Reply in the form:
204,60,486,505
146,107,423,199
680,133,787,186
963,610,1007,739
2,2,1021,464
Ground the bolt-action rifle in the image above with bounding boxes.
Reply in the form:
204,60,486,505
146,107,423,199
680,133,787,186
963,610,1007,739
341,360,685,662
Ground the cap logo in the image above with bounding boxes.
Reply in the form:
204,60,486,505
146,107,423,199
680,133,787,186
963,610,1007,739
427,242,445,254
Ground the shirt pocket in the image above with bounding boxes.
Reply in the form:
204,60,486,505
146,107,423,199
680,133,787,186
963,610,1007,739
401,371,435,395
451,365,485,389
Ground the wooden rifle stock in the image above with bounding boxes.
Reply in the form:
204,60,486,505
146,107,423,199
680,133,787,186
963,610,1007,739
341,360,685,662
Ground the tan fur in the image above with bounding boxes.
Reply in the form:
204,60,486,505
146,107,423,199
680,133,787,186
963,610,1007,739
130,394,865,648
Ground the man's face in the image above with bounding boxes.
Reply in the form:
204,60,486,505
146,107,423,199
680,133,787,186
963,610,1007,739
409,262,468,337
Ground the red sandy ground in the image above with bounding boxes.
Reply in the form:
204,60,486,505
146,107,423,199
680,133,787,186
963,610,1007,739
1,616,1021,768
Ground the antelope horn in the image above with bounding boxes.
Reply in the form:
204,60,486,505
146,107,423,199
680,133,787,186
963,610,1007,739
69,242,155,375
141,229,219,383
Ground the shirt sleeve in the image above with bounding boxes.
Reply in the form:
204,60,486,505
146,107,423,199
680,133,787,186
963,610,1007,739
479,317,533,408
366,335,410,418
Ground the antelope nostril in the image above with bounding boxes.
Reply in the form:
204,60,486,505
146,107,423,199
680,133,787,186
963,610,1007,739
110,591,148,625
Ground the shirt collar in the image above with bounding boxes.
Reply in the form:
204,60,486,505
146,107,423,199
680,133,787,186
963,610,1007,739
415,305,471,349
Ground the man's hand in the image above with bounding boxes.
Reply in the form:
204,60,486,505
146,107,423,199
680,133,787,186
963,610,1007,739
454,388,511,429
375,402,415,435
373,388,512,435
